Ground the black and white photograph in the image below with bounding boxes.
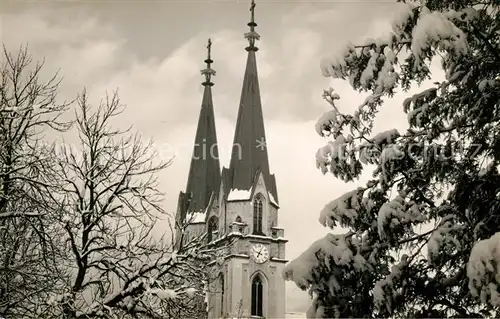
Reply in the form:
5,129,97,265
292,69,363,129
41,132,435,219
1,0,500,318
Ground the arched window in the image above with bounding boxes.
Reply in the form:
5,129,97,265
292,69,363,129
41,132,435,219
251,274,263,317
219,273,225,317
253,196,264,235
207,216,218,242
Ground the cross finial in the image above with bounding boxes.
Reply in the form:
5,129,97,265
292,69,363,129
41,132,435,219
207,38,212,61
245,0,260,51
201,38,215,86
250,0,256,30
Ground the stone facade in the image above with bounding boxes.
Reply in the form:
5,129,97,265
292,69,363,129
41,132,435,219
203,171,287,319
177,2,287,317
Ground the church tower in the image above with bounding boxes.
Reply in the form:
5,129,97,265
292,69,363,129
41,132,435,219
176,2,287,318
176,38,220,242
211,1,287,317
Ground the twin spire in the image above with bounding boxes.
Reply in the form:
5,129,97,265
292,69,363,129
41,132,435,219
181,40,220,218
198,0,259,82
179,0,277,221
200,0,259,84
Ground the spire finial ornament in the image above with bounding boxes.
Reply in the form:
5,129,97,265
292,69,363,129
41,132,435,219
201,38,216,86
250,0,256,28
245,0,260,51
207,38,212,61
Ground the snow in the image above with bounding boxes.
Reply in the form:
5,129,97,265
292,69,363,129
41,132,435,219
316,135,347,174
391,2,415,35
427,216,464,263
269,191,279,206
315,109,338,136
184,287,197,298
152,288,177,300
319,188,364,228
360,130,400,152
170,250,178,263
467,232,500,307
320,42,356,78
214,313,306,319
283,233,368,291
377,195,424,238
371,129,400,145
360,50,379,88
380,144,404,164
203,281,209,311
411,7,468,64
404,88,437,126
374,46,398,94
186,211,205,223
47,292,71,305
373,255,409,313
227,188,252,201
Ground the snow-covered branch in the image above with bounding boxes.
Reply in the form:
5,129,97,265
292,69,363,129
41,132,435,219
288,1,500,317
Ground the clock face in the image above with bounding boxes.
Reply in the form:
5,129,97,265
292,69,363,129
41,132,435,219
250,243,269,264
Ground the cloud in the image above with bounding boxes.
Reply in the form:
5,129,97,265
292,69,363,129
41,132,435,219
2,2,443,313
2,0,406,130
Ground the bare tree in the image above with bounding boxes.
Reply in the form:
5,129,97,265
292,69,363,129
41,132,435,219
39,90,218,318
0,45,71,318
0,45,70,219
1,46,222,318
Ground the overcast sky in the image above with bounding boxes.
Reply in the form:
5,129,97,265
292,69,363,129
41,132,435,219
1,0,443,312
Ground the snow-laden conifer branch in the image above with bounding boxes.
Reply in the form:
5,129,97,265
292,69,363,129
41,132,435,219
288,1,500,317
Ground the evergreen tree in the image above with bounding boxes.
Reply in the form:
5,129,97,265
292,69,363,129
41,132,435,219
284,1,500,317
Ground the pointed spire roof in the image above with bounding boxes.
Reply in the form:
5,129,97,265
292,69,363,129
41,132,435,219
226,0,278,204
181,39,221,220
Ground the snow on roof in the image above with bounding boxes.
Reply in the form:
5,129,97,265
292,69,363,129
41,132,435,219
269,191,279,207
285,312,307,318
227,188,252,201
186,194,215,224
186,211,205,224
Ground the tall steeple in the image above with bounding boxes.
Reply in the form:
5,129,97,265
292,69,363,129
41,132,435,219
206,4,286,318
179,39,221,221
226,0,278,203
